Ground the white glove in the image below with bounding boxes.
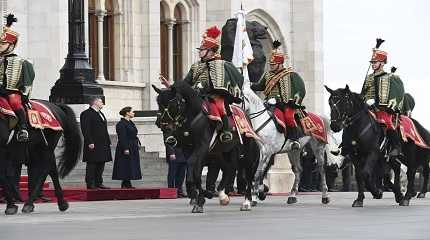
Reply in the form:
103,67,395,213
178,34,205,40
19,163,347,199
366,99,375,106
267,98,277,105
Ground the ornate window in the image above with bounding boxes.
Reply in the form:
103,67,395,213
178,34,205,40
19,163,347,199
88,0,115,80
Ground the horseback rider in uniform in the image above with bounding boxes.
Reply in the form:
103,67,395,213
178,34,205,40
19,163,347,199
160,26,243,143
250,40,306,149
0,14,35,142
361,47,405,158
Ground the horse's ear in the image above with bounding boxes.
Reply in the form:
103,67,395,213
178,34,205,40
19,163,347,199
152,84,162,94
324,85,334,94
345,84,350,91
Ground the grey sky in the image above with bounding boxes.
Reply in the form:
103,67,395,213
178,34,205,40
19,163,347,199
323,0,430,127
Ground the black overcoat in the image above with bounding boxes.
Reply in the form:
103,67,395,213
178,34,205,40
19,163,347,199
112,118,142,180
80,108,112,163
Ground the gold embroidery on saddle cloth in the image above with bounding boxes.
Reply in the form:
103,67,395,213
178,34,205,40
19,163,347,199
297,110,318,134
28,109,43,129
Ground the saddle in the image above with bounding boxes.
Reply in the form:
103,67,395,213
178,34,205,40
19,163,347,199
202,100,261,142
369,110,429,149
266,104,328,143
0,96,62,131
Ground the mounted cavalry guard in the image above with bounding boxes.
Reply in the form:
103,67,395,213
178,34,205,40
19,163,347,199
250,40,306,149
361,39,405,158
0,14,35,142
160,26,243,143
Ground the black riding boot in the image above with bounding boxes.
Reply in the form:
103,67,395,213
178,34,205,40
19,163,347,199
219,115,233,143
14,109,29,142
387,129,403,159
286,126,300,150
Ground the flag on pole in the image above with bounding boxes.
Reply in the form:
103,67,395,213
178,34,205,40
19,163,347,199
232,8,254,88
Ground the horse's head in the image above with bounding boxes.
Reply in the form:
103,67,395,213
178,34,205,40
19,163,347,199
152,84,187,147
325,85,365,132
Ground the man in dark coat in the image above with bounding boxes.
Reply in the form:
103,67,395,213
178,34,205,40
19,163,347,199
80,97,112,189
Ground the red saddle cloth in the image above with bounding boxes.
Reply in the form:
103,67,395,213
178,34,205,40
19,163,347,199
28,100,62,131
399,115,429,149
202,100,261,141
300,112,328,144
273,108,327,143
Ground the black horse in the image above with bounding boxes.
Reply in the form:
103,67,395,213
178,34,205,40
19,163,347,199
153,81,260,212
0,100,81,214
221,18,268,83
325,85,430,207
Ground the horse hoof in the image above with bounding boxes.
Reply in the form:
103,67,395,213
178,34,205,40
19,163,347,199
257,192,267,201
251,201,258,207
372,190,383,199
58,201,69,212
240,204,252,211
417,193,426,198
5,205,18,215
352,200,363,207
22,204,35,214
189,198,197,205
287,196,297,204
263,184,269,193
219,196,230,206
191,205,204,213
322,197,330,204
395,195,404,203
399,199,410,206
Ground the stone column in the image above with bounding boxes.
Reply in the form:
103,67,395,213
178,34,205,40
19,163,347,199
95,9,107,81
166,20,175,81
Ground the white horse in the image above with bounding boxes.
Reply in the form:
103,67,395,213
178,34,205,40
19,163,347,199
242,86,332,204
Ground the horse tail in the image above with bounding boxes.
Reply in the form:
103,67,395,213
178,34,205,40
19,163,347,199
57,104,82,178
411,118,430,148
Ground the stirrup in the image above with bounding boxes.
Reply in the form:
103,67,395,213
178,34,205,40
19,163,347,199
220,131,233,143
289,140,300,150
16,129,29,142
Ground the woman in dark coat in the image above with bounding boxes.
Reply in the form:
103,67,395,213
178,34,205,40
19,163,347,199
112,107,142,188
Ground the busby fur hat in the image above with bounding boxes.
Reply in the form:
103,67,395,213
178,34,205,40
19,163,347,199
198,26,221,50
269,40,286,65
1,14,18,44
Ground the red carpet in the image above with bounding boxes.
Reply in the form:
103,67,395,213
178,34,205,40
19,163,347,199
0,176,177,203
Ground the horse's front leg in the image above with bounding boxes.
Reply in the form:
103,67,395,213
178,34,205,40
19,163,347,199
362,151,383,200
314,144,330,204
189,141,209,213
352,160,365,207
401,148,417,206
0,175,19,215
287,149,301,204
388,161,404,203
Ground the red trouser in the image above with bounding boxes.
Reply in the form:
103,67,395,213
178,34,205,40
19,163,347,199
7,93,24,111
207,96,227,118
273,106,297,127
374,110,396,130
